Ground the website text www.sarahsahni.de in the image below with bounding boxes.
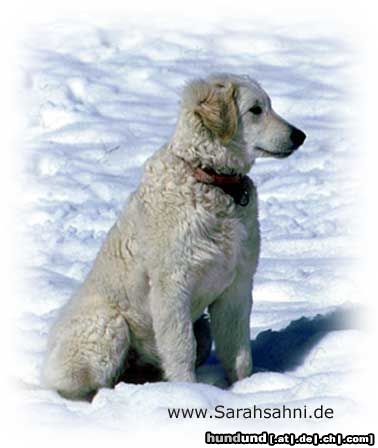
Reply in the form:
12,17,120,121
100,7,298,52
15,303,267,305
167,404,334,420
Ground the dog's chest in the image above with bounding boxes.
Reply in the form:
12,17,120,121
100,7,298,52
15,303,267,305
189,209,255,318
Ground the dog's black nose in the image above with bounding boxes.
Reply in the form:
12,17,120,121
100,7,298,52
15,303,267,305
290,127,306,148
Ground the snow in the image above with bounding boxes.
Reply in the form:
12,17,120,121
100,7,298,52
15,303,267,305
17,18,365,434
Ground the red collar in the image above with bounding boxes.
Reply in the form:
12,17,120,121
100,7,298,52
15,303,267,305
193,166,251,207
193,167,243,186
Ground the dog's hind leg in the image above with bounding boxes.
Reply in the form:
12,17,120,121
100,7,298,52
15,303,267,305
43,299,130,400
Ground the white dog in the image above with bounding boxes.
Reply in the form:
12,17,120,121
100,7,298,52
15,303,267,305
43,73,306,400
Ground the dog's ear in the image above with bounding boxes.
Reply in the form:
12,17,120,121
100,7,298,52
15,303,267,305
183,80,238,143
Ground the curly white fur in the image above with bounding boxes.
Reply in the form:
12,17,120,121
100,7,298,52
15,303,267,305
43,73,305,399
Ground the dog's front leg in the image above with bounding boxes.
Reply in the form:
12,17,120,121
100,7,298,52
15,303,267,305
209,277,253,384
150,278,196,382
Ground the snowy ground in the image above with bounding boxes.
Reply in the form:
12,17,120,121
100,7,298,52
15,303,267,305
15,19,365,434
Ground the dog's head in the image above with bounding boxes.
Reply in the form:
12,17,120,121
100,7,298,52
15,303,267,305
173,74,306,175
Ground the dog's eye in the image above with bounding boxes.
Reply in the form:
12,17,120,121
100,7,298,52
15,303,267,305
249,105,263,115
